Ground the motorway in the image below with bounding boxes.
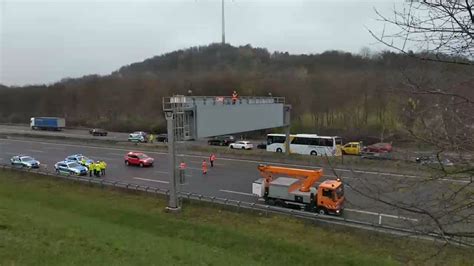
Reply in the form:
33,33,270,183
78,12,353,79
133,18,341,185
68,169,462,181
1,136,471,233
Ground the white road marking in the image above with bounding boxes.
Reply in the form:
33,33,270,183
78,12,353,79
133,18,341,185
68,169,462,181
220,189,255,196
345,208,418,222
154,170,169,174
133,177,169,184
27,149,44,153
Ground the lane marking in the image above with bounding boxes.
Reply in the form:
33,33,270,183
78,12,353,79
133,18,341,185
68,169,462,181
345,208,418,222
189,160,224,166
154,170,169,174
27,149,44,153
1,138,469,184
220,189,254,196
133,177,169,184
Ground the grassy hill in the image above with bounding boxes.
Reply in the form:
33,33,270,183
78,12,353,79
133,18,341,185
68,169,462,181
0,169,472,265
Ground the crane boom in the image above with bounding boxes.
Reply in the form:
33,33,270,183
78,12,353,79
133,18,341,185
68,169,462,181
257,164,323,192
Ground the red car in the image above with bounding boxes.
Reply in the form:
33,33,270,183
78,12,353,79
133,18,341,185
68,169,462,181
363,143,393,153
124,152,154,167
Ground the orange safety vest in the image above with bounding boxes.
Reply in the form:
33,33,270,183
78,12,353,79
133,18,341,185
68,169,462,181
179,162,187,170
232,92,238,100
210,154,216,161
201,161,208,170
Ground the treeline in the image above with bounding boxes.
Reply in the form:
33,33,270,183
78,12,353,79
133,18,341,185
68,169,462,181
0,43,471,141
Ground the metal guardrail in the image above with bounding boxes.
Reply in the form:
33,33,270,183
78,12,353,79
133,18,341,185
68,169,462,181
163,96,285,110
1,164,472,247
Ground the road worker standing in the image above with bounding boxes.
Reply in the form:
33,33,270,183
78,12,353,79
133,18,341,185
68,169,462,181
210,153,216,168
201,160,208,175
232,90,238,104
148,133,154,143
179,161,187,184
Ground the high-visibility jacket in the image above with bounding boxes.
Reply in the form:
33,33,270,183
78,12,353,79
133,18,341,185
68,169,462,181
81,159,86,165
95,163,101,172
88,163,94,171
232,92,238,100
201,161,208,170
179,162,187,170
210,154,216,161
99,161,106,170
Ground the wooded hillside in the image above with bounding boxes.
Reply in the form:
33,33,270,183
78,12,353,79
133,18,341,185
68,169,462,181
1,44,471,141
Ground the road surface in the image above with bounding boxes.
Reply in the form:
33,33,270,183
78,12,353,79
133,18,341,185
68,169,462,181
1,136,471,234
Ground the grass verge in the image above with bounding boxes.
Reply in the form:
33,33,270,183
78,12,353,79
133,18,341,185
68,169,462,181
0,169,472,265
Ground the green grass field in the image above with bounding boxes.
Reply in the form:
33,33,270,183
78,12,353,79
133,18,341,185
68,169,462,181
0,169,471,265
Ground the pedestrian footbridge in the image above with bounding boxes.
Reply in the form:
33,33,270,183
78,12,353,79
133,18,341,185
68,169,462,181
163,96,291,140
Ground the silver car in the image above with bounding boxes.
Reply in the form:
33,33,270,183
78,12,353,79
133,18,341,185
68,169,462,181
10,155,41,168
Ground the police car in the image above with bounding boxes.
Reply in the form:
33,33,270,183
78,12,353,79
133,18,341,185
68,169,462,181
54,160,88,176
10,155,40,168
65,154,94,166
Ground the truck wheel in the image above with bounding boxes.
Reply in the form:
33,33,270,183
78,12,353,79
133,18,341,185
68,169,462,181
318,208,327,215
276,148,282,153
310,151,317,156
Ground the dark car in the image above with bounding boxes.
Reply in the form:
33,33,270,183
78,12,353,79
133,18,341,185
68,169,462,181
208,135,235,146
416,156,454,166
89,128,108,136
156,133,168,143
257,143,267,149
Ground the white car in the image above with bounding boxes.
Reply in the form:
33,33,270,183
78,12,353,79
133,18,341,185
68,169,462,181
229,141,253,150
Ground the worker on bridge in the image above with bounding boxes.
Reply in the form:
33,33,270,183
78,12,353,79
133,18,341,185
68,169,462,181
232,90,238,104
201,160,208,175
209,153,216,168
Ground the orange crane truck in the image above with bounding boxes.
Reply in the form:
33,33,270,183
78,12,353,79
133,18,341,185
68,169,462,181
252,164,345,215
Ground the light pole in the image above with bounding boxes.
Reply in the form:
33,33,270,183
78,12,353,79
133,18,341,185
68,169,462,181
221,0,225,44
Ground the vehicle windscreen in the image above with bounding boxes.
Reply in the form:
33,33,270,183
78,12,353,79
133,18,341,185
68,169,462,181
137,154,149,159
21,156,34,162
67,162,80,168
335,185,344,199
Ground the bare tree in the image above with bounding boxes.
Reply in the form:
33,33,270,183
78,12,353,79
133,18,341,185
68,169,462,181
370,0,474,64
366,0,474,247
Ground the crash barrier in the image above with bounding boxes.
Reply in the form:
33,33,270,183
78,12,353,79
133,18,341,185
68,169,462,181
1,164,472,247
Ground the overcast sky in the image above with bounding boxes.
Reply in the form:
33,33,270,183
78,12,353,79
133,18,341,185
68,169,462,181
0,0,402,86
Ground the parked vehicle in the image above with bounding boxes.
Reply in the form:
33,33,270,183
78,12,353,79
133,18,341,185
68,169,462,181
229,141,253,150
10,155,40,168
416,156,454,166
128,131,148,143
360,151,392,160
65,154,94,167
124,151,154,167
266,133,342,156
54,160,88,176
30,117,65,131
89,128,108,136
257,142,267,149
341,142,363,155
208,135,235,146
155,133,168,143
253,165,344,215
363,142,392,153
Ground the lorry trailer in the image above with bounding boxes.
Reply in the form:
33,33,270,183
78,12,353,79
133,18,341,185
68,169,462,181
30,117,66,131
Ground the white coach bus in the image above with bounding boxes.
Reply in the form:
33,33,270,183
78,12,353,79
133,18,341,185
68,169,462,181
266,133,342,156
